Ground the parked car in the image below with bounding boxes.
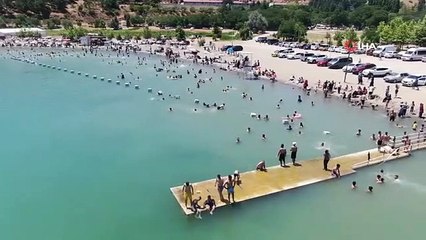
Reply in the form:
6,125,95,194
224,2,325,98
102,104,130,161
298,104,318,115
278,50,294,58
307,54,327,64
266,39,279,45
328,46,336,52
384,72,410,83
255,36,267,43
373,45,397,57
366,48,375,56
352,63,376,74
401,74,426,86
232,45,243,52
422,56,426,62
383,51,398,58
355,48,366,54
287,52,303,59
317,58,332,67
328,57,353,69
272,49,285,57
401,47,426,61
342,63,363,73
221,45,233,51
300,52,315,62
362,67,392,77
396,51,406,59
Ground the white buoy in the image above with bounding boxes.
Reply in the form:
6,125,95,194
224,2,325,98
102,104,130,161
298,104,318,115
107,79,112,83
93,75,97,79
157,91,163,96
125,82,130,87
70,70,74,73
116,81,120,85
57,67,61,70
64,68,67,72
47,65,51,68
100,77,104,81
52,66,56,69
77,72,81,75
85,73,89,77
135,85,140,89
147,88,153,93
194,99,200,104
250,113,257,117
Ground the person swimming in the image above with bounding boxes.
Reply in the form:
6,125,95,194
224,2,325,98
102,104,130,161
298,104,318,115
297,95,302,103
247,127,251,133
352,181,357,189
262,134,266,140
236,137,240,144
287,125,293,131
356,129,362,136
300,122,304,128
367,186,373,193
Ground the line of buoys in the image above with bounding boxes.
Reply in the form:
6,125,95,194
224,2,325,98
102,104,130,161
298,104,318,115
125,82,130,87
116,81,120,85
100,77,104,81
147,88,153,93
135,85,140,89
107,79,112,83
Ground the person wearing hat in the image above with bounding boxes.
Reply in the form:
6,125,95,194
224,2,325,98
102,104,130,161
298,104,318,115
290,142,298,165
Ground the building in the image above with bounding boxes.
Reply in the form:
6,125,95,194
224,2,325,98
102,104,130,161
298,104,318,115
79,34,107,46
180,0,308,5
0,28,47,38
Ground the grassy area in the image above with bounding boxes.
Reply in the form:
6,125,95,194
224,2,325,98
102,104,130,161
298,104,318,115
307,30,362,44
47,27,239,40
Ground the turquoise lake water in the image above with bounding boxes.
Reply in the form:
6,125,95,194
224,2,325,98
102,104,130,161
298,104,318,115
0,48,424,240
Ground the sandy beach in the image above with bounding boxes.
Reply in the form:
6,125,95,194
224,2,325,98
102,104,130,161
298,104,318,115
191,37,426,115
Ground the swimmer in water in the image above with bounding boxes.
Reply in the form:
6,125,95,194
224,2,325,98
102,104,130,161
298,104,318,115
311,101,314,106
277,104,280,109
262,134,266,140
287,125,293,131
356,129,361,136
352,181,357,189
300,122,304,128
321,142,325,147
367,186,373,193
297,95,302,103
169,107,173,111
371,134,376,141
236,137,240,144
247,127,251,133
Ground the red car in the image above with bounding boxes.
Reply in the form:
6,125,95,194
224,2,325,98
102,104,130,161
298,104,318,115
351,63,376,74
317,58,332,67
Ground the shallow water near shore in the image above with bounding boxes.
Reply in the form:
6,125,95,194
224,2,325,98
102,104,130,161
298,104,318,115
0,49,424,240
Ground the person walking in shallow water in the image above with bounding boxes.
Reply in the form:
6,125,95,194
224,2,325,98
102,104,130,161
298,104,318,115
323,149,331,171
277,144,287,167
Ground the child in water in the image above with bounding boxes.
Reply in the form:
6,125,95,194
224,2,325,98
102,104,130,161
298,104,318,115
351,181,357,189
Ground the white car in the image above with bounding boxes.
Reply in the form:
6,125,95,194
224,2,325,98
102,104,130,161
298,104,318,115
278,50,294,58
287,52,303,59
362,67,392,77
402,74,426,86
307,54,327,64
342,63,363,73
340,48,349,54
384,51,398,58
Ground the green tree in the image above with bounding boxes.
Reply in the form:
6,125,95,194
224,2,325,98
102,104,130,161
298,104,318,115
101,0,118,11
361,27,380,44
142,27,152,39
109,17,120,30
246,10,268,34
212,25,222,40
333,31,344,46
238,24,252,40
124,14,131,27
94,19,106,28
415,16,426,46
175,26,186,41
61,19,73,29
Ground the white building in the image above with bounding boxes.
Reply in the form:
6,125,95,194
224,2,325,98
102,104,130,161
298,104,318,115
0,28,47,38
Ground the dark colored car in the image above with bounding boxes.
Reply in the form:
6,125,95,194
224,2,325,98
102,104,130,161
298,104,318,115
232,45,243,52
366,48,375,56
327,57,353,69
351,63,376,74
316,58,332,67
221,45,233,51
267,39,279,45
256,36,267,43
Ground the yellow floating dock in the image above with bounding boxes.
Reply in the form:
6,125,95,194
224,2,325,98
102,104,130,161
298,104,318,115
171,135,426,215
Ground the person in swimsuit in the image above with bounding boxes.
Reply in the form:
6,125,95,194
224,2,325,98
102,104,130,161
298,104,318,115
331,164,341,178
204,195,216,215
187,196,203,219
277,144,287,167
215,174,224,201
290,142,298,165
224,175,236,203
256,160,267,172
182,182,194,207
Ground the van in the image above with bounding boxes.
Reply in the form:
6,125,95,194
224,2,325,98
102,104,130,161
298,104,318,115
373,45,397,57
401,48,426,61
327,57,353,69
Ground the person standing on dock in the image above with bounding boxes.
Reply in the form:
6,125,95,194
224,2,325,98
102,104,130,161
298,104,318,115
215,175,225,201
290,142,298,165
224,175,236,204
182,182,194,207
277,144,287,167
323,149,331,171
